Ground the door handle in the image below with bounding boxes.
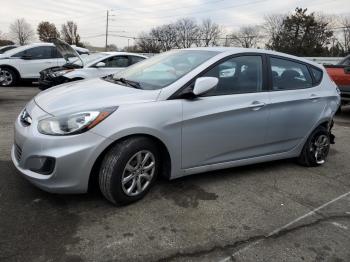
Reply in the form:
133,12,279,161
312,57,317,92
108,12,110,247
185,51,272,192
309,94,320,102
249,101,266,111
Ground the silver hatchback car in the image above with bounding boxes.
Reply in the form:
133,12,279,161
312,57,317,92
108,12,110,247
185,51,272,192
12,48,340,205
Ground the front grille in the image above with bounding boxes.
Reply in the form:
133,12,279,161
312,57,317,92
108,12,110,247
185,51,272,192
14,144,22,162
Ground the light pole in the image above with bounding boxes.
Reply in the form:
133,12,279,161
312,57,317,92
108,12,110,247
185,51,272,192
105,9,115,51
105,10,109,51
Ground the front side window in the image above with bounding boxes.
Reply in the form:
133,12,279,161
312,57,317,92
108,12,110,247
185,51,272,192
102,56,129,67
111,50,219,90
270,57,313,90
202,55,263,96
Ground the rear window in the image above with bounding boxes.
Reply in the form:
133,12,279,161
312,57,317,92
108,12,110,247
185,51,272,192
310,67,323,84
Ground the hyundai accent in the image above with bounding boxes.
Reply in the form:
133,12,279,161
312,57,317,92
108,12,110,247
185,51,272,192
12,48,341,205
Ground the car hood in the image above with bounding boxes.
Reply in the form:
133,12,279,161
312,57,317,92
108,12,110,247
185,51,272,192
52,38,84,66
34,78,161,116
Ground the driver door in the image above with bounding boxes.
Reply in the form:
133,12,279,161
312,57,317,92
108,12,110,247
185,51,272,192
181,55,270,169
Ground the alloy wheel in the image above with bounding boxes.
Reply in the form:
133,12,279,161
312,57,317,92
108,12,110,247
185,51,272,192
0,70,13,86
310,134,330,164
121,150,156,196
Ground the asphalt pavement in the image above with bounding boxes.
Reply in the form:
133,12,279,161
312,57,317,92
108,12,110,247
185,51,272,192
0,86,349,262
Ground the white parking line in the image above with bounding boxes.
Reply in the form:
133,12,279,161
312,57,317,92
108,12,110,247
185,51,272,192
219,190,350,262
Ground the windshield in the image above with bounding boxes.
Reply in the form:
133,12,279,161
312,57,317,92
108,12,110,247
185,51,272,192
111,50,219,90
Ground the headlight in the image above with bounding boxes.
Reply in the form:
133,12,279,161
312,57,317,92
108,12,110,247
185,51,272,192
38,107,117,135
51,69,74,78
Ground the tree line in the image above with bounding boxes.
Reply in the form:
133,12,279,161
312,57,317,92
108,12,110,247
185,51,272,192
130,8,350,57
0,7,349,57
0,19,84,47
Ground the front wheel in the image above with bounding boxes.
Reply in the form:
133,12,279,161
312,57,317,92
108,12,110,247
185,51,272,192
297,126,330,167
99,137,160,205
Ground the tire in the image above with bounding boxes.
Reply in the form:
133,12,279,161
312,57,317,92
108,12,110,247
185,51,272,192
0,68,18,87
297,126,330,167
99,137,160,205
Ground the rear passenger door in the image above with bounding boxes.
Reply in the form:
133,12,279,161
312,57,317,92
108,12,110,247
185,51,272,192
181,55,270,169
266,56,326,153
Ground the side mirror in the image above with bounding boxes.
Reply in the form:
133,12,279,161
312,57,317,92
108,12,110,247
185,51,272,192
95,62,106,68
192,77,218,96
21,54,32,60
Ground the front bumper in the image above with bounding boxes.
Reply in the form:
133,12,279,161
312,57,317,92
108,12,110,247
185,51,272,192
11,101,110,193
38,72,69,90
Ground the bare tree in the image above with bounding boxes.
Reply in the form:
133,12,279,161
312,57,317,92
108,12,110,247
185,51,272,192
151,24,177,51
61,21,81,45
197,19,222,47
263,14,285,48
9,18,35,45
174,18,199,48
229,26,261,48
135,32,161,53
340,16,350,53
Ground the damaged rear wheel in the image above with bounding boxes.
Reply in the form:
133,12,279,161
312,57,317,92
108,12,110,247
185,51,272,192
297,126,330,167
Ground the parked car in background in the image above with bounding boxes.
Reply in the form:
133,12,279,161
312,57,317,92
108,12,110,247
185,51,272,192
0,45,18,54
12,48,340,205
325,55,350,106
39,39,146,89
70,45,90,55
0,42,90,86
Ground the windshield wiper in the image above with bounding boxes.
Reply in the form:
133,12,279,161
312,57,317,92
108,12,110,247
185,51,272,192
114,77,142,89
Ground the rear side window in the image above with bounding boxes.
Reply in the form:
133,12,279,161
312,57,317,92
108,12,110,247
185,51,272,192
310,67,323,84
102,56,129,67
52,47,63,58
270,57,313,90
12,46,57,59
130,56,145,65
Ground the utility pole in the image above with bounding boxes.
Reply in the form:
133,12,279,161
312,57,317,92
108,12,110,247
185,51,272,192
105,10,109,51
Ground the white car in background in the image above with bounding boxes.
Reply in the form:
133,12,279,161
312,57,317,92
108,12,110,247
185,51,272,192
0,42,89,86
0,45,19,54
39,39,147,89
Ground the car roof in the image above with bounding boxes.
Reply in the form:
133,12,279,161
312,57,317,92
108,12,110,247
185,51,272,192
101,51,147,58
185,47,322,68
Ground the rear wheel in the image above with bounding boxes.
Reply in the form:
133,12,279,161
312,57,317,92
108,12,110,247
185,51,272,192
0,68,17,86
297,126,330,167
99,137,160,205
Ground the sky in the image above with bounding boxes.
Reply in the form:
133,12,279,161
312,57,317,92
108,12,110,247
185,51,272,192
0,0,349,48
